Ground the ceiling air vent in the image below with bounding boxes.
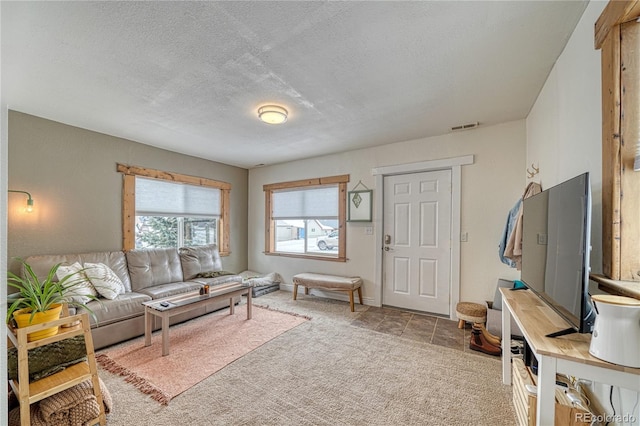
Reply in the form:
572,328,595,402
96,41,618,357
451,122,480,132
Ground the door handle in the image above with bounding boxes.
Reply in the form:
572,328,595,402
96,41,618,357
383,246,392,251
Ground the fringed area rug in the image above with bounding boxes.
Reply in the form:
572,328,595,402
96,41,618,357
96,306,309,405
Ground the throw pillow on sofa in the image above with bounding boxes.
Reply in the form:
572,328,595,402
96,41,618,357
84,262,125,300
55,262,98,304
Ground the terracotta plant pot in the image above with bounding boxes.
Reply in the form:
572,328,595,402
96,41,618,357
13,303,63,341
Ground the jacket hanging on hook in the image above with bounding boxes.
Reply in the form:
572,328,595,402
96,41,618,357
498,200,521,268
500,182,542,270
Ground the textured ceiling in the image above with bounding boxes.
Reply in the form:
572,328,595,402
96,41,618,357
2,1,588,169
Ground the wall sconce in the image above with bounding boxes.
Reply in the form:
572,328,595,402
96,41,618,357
8,190,34,213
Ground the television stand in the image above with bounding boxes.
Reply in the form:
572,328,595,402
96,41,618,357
500,288,640,426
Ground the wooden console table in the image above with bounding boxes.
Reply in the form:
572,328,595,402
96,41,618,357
500,288,640,426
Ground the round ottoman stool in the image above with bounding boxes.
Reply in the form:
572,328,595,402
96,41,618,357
455,302,487,329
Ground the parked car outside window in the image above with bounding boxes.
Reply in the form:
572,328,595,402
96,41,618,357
317,230,339,250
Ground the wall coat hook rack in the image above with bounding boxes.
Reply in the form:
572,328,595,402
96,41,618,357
526,163,539,179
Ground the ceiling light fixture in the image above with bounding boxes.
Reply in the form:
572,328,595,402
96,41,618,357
258,105,288,124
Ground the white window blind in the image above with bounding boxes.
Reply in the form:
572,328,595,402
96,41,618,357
135,177,220,217
272,187,338,219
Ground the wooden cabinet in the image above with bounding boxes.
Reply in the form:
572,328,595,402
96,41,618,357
7,311,106,426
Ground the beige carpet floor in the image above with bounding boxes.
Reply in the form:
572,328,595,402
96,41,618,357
96,305,308,405
99,290,516,425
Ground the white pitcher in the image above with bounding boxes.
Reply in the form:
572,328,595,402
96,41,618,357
589,294,640,368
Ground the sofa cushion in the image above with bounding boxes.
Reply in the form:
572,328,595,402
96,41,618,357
126,247,184,291
179,244,222,281
137,281,202,299
24,251,132,293
78,292,151,327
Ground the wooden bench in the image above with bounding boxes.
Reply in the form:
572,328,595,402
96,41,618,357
292,273,363,312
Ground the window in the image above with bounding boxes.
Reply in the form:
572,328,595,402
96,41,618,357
134,177,219,249
264,175,349,261
118,164,231,254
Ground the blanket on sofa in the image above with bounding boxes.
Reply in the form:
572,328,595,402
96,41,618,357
195,269,281,288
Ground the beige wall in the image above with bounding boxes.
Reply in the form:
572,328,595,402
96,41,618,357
248,120,526,306
7,110,248,274
524,2,640,417
526,0,605,275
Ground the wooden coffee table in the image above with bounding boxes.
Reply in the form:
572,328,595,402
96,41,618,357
143,282,252,356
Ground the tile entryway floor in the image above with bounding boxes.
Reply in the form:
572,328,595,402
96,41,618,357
351,306,498,358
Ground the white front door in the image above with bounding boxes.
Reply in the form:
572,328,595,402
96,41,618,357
382,169,452,315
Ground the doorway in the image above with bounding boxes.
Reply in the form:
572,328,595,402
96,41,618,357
372,155,473,320
382,170,452,315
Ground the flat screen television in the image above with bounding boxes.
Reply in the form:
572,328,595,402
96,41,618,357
520,172,595,337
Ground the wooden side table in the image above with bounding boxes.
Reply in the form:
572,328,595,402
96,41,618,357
7,312,106,426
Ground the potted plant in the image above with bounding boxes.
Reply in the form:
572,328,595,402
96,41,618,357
6,259,99,341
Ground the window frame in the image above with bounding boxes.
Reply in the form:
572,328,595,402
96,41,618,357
118,164,231,255
595,2,640,281
263,174,349,262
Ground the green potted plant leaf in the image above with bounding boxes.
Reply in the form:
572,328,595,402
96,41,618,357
6,259,99,341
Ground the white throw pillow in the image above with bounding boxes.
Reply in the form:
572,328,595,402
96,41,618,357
84,262,125,300
55,262,98,304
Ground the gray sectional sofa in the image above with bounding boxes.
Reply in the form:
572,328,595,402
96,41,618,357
21,245,243,349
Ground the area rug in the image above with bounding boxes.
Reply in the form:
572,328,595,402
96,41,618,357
96,306,308,405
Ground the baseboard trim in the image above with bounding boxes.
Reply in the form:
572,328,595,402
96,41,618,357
278,283,375,306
